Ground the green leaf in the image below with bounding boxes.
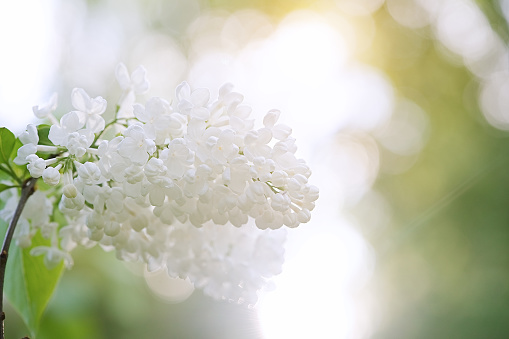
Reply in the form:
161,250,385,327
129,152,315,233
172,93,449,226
0,127,16,164
0,183,17,193
0,166,11,181
36,125,53,146
5,231,64,337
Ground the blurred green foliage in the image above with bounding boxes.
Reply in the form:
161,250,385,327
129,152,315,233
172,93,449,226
476,0,509,42
357,4,509,339
7,246,263,339
207,0,319,16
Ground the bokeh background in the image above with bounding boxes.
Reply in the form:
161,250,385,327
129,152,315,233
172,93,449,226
2,0,509,338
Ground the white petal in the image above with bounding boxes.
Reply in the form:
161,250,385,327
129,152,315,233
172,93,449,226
48,125,66,146
13,144,37,165
176,82,191,102
89,96,107,115
42,167,61,186
71,88,91,112
149,185,165,206
86,114,105,133
187,119,206,139
191,88,210,107
32,93,58,118
133,103,147,122
257,128,272,144
263,109,280,128
233,105,252,119
131,65,150,94
30,246,49,257
142,124,157,140
61,111,84,132
219,83,234,97
191,107,210,120
272,124,292,140
19,124,39,145
145,97,170,117
115,63,131,90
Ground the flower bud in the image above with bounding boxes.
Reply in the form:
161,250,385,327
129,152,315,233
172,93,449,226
42,167,61,186
63,184,78,198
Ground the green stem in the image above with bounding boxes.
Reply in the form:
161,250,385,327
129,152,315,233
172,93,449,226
92,117,133,146
93,119,118,146
0,177,38,339
265,181,283,194
0,165,22,186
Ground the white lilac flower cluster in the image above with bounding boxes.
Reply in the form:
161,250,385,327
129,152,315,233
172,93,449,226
7,63,318,304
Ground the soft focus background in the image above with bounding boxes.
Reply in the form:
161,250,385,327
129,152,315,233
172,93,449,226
2,0,509,338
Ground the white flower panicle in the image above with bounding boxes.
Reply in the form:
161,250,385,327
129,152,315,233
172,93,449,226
6,64,318,304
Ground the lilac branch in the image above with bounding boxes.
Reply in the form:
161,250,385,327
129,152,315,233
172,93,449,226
0,177,38,339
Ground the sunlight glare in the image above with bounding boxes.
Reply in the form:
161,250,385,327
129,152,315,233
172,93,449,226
0,0,57,132
236,11,355,146
268,11,348,85
258,230,373,339
435,0,495,62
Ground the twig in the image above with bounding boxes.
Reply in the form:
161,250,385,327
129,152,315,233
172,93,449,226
0,178,37,339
